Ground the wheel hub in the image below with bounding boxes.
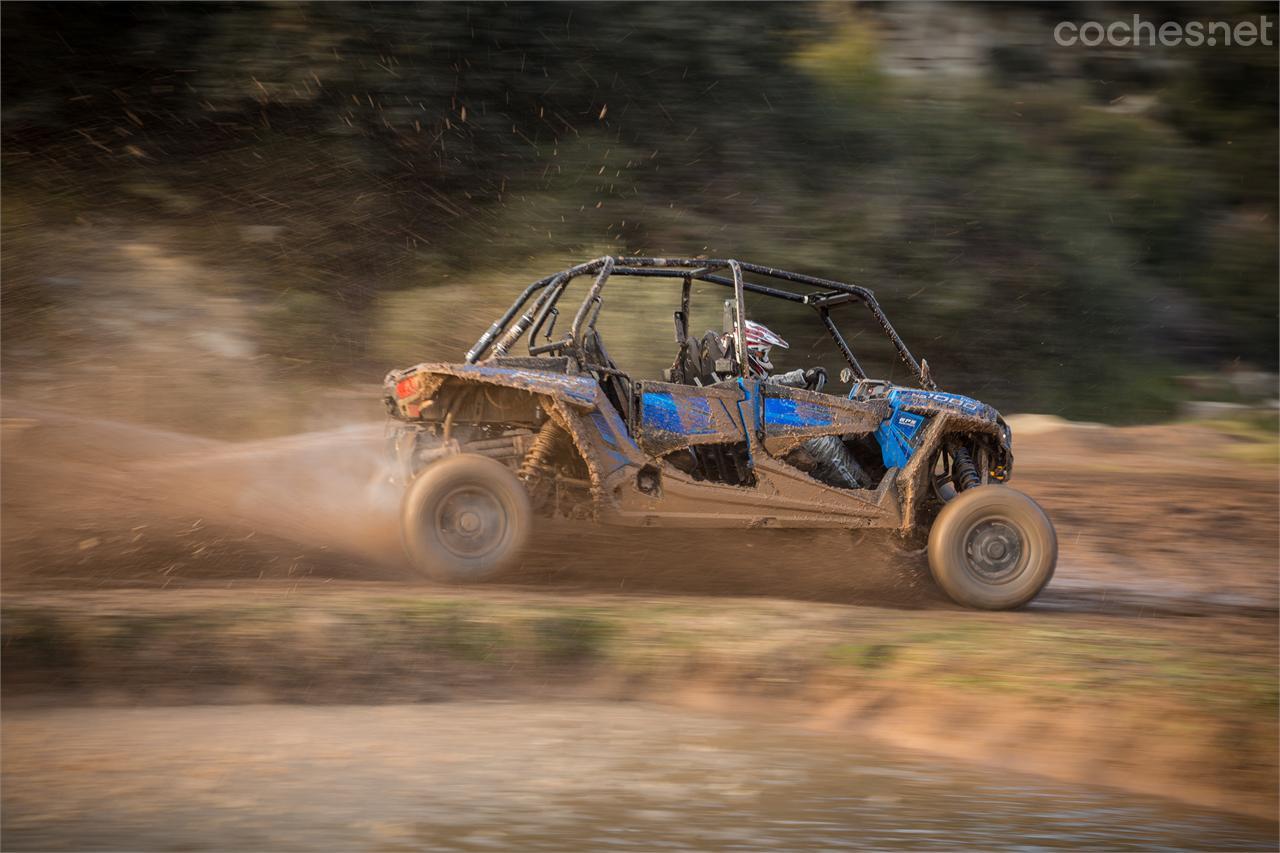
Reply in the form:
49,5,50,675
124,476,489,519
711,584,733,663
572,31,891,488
964,519,1023,580
436,486,507,558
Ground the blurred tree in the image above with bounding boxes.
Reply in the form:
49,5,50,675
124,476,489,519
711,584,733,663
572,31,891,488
2,2,1275,421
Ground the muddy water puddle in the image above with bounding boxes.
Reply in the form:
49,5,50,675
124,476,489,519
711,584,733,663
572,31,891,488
3,702,1275,851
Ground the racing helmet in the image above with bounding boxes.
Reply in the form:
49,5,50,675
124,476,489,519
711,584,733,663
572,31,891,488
742,320,788,377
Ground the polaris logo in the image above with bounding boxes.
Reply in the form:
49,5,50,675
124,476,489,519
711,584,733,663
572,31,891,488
896,389,986,414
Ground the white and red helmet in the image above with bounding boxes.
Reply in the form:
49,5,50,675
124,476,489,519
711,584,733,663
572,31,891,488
742,319,788,376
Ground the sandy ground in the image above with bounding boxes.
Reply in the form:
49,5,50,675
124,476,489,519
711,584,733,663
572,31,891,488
3,397,1276,613
2,397,1278,839
4,702,1276,852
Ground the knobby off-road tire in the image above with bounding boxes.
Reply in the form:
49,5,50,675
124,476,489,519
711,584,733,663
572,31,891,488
927,484,1056,610
401,454,532,582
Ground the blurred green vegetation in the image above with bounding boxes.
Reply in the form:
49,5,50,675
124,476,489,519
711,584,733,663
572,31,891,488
1199,410,1280,464
1,2,1275,423
3,593,1275,730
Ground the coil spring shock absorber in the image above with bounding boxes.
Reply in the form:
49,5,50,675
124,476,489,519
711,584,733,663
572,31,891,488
951,444,981,492
519,419,569,481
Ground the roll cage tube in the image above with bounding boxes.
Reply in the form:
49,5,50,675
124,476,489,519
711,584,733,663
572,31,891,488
464,256,608,363
727,260,747,375
568,256,617,344
463,257,935,390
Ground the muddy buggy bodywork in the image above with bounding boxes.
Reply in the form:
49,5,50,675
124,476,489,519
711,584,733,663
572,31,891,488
384,257,1056,609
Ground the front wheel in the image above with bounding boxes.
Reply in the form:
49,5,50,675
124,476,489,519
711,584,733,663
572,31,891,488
401,453,532,582
927,485,1056,610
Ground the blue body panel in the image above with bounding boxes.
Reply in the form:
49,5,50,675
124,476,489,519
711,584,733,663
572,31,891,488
876,408,926,469
640,392,719,436
588,410,637,473
887,388,995,419
866,386,999,470
761,395,835,428
735,378,756,465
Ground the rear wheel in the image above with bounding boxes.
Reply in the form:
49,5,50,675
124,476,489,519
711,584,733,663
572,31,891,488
401,454,532,582
927,485,1056,610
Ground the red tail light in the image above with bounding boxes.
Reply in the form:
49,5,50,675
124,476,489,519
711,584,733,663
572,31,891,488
395,377,419,399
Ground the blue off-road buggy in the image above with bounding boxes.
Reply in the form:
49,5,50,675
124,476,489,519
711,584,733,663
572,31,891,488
384,257,1056,609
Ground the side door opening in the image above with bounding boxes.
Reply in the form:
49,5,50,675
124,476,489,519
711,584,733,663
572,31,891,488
633,378,755,486
757,380,889,490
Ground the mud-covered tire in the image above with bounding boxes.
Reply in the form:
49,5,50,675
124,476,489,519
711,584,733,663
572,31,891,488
927,485,1056,610
401,454,532,582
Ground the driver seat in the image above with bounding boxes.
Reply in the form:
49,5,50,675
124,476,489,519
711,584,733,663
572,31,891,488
695,331,735,385
668,332,707,386
666,331,738,386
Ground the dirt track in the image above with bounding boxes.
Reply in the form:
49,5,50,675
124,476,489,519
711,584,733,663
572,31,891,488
3,398,1278,823
3,398,1276,614
5,702,1275,851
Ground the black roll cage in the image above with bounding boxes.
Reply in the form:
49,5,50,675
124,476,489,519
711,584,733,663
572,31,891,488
465,257,936,390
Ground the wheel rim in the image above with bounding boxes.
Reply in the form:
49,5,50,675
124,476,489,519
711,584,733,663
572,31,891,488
434,485,509,560
962,517,1025,583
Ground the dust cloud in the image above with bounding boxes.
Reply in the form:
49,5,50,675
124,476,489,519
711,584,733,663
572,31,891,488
2,390,942,605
